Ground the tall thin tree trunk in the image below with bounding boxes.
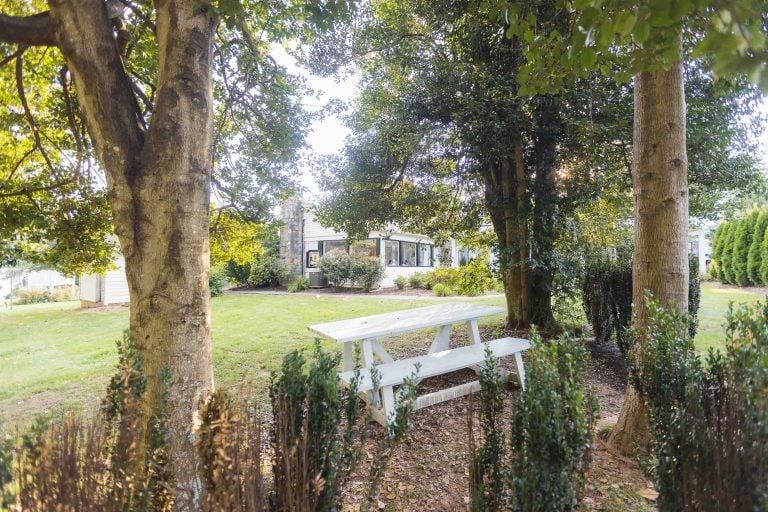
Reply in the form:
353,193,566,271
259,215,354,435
609,35,689,455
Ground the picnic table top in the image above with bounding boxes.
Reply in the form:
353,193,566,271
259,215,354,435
307,301,505,343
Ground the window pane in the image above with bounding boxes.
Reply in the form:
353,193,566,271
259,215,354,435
418,244,432,267
402,242,417,266
322,240,347,254
384,240,400,266
350,239,377,257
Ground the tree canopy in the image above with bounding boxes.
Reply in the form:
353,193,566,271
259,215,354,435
0,0,351,274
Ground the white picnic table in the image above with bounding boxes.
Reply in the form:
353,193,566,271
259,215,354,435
308,302,529,425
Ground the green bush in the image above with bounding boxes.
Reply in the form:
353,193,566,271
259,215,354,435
455,259,494,297
635,298,768,511
318,251,385,291
425,267,459,289
425,261,493,296
2,333,174,511
287,277,310,293
317,250,352,288
469,334,599,512
408,273,427,289
687,254,701,338
270,342,414,510
432,283,452,296
581,255,633,352
248,255,292,288
710,223,725,281
733,210,758,286
51,285,76,301
719,221,738,284
582,254,700,351
224,260,251,286
394,275,407,290
13,288,52,305
760,223,768,285
209,265,227,297
747,210,768,284
708,260,720,281
350,254,385,292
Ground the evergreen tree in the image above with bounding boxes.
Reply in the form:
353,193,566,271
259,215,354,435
710,223,725,279
760,223,768,284
734,210,759,286
721,222,738,284
747,209,768,285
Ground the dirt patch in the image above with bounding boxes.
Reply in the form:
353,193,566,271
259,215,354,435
340,327,656,511
79,304,129,314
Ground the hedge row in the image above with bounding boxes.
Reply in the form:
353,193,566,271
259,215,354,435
711,209,768,286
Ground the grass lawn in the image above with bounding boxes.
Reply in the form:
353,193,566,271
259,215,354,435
0,292,505,430
0,282,761,431
694,281,766,352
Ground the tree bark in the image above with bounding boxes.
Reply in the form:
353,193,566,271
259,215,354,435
609,36,689,455
28,1,216,506
484,146,531,329
529,95,561,332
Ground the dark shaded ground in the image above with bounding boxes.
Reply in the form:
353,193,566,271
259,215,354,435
340,326,657,511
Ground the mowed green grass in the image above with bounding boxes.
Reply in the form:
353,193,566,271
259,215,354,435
0,293,505,429
0,282,761,430
694,281,766,352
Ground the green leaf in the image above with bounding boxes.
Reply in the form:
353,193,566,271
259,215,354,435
633,20,650,44
614,12,637,37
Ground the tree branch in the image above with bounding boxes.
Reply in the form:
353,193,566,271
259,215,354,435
0,13,57,46
0,47,25,68
16,50,59,179
0,178,75,198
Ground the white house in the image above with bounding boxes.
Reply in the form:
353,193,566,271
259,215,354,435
79,255,130,307
689,219,719,275
279,198,465,288
0,267,76,302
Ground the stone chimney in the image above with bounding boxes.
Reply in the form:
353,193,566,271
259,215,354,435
279,195,304,276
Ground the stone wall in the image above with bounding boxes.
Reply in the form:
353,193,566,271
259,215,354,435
279,196,304,276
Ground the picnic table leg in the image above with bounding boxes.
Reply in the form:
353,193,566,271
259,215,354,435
466,319,482,344
514,352,526,390
429,324,452,353
371,339,394,363
343,343,354,371
381,385,396,426
466,320,483,374
363,339,382,407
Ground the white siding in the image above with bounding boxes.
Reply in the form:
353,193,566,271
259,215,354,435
79,274,101,302
79,255,130,305
102,257,130,304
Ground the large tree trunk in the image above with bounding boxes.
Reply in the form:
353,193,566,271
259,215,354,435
609,37,689,455
529,95,561,331
46,1,216,505
484,146,531,329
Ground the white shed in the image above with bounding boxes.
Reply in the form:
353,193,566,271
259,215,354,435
79,255,130,307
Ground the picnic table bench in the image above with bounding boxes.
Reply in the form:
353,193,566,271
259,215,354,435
308,302,529,426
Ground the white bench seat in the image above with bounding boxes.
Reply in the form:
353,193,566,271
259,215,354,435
338,337,530,425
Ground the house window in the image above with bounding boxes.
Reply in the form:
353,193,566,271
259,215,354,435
418,244,432,267
306,250,319,268
401,242,417,266
320,240,347,255
350,239,378,257
384,240,400,266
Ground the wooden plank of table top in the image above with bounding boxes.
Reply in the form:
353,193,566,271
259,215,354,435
307,302,505,343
